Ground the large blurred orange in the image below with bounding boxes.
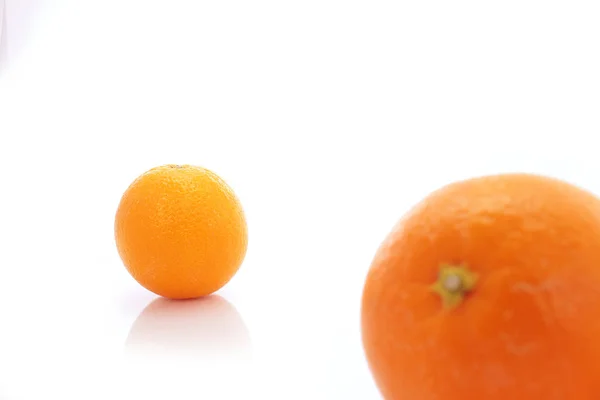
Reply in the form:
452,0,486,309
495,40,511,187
361,173,600,400
115,164,247,299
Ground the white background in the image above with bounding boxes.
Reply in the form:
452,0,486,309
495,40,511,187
1,1,600,399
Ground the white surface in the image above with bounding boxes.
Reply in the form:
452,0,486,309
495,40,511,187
1,1,600,399
0,1,5,67
0,0,47,71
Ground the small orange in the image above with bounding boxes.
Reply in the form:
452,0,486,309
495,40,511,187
115,164,247,299
361,173,600,400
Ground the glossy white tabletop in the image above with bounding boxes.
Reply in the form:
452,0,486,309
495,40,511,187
1,1,600,399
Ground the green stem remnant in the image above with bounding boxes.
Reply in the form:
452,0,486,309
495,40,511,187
431,264,478,309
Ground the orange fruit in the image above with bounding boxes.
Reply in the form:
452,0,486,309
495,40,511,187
115,164,247,299
361,173,600,400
